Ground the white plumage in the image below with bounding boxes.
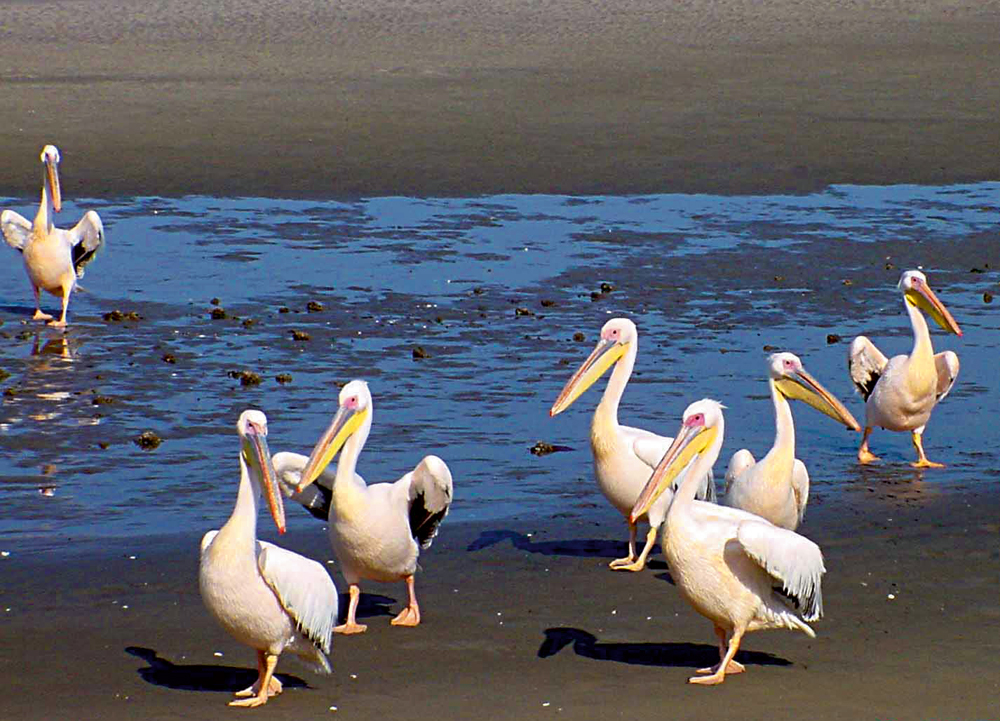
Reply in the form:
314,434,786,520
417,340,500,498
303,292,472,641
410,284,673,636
630,399,825,685
199,410,337,707
2,144,104,327
292,380,453,634
550,317,715,572
723,352,859,530
849,270,963,467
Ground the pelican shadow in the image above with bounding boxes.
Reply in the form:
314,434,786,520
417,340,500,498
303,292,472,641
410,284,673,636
351,592,398,621
125,646,309,693
537,628,791,669
467,529,664,566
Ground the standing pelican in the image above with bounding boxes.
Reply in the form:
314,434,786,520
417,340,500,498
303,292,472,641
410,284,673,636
550,317,715,572
631,399,824,685
2,145,105,327
849,270,962,467
293,380,453,634
724,352,860,530
200,410,338,707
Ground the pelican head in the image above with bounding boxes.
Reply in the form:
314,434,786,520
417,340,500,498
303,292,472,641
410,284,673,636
769,352,861,431
40,144,62,213
630,399,724,523
295,380,372,492
237,409,286,534
550,317,636,416
898,270,962,336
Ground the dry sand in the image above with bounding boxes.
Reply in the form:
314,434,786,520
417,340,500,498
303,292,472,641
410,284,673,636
1,0,998,198
1,1,999,719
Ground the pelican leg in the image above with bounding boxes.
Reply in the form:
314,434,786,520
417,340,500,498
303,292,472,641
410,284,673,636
858,427,879,464
234,649,284,698
390,574,421,627
609,521,639,569
611,526,657,572
335,583,368,634
31,286,53,322
910,430,945,469
48,277,73,328
230,651,280,707
696,626,745,676
690,627,744,685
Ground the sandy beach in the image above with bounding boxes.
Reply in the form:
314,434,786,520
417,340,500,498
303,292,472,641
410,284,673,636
1,1,999,719
1,0,999,198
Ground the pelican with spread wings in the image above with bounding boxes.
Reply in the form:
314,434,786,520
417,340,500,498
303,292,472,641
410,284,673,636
291,380,454,634
848,270,962,467
2,145,104,327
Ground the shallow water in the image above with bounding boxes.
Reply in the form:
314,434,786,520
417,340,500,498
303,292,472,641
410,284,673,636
0,184,996,551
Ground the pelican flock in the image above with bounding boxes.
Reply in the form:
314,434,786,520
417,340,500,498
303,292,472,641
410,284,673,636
631,400,826,685
199,410,338,707
550,317,716,572
4,140,975,701
723,352,860,529
2,144,104,327
290,380,454,634
849,270,962,467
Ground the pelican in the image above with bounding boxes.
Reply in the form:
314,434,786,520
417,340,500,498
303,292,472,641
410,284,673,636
199,410,338,707
723,352,860,530
292,380,454,634
631,399,825,686
849,270,962,467
549,317,715,572
2,145,105,327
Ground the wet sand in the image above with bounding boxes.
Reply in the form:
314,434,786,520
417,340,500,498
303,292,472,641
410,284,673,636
2,1,999,719
3,487,999,720
1,0,999,198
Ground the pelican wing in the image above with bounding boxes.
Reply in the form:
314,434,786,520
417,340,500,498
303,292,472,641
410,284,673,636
724,449,756,497
200,529,220,555
1,210,32,252
934,350,959,402
630,431,672,470
634,430,717,503
68,211,105,278
736,520,825,622
406,455,453,549
848,336,888,401
791,459,809,527
258,541,337,661
273,451,333,521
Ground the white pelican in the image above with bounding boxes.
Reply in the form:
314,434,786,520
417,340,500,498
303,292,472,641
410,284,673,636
849,270,962,467
723,352,860,530
1,145,105,327
631,399,825,686
199,410,338,707
549,317,715,572
292,380,454,634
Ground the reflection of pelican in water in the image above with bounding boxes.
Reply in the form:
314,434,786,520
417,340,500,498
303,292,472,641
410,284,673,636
631,400,825,686
550,318,715,572
2,145,105,327
199,410,337,708
31,332,73,360
849,270,962,468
